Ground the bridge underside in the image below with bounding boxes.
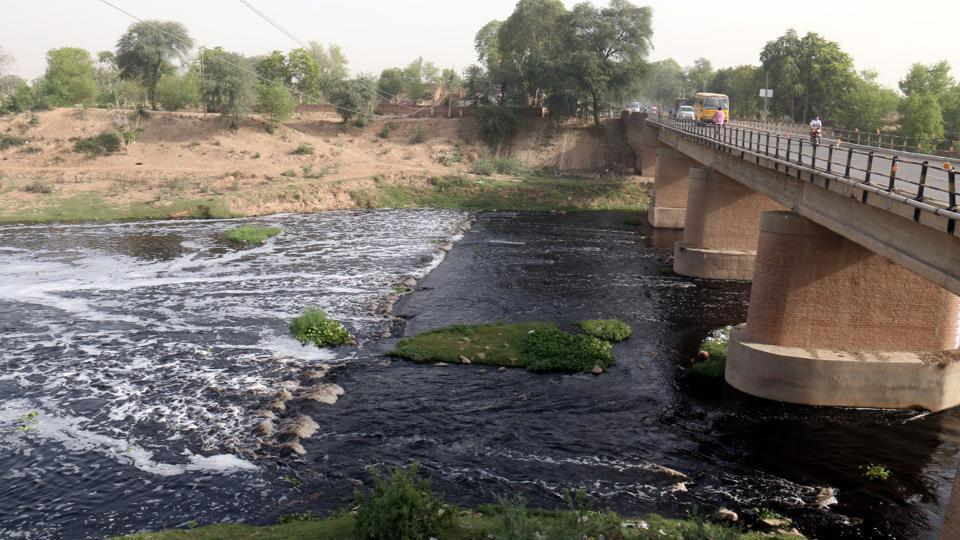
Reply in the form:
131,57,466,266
625,116,960,412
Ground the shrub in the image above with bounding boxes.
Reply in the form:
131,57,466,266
354,464,452,540
276,511,319,525
520,326,614,373
73,132,121,156
476,105,520,148
0,134,28,150
862,464,891,482
494,497,538,540
410,126,426,144
290,308,352,348
156,73,200,111
23,180,53,194
691,325,732,379
494,157,524,175
28,114,39,127
469,157,495,176
578,319,632,342
224,225,281,245
256,82,296,124
291,142,314,155
378,124,391,139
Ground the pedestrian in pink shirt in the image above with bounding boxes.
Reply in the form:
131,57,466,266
713,107,726,137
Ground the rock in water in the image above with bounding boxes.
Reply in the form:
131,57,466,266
715,509,738,523
302,383,345,405
279,439,307,455
498,367,508,373
591,366,604,375
254,420,274,437
475,352,486,360
268,399,286,413
459,355,471,364
257,410,277,420
275,389,293,401
283,415,319,439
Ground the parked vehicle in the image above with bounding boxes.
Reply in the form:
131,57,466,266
677,105,695,120
626,101,642,113
693,92,730,123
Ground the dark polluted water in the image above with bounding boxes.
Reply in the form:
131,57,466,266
1,209,959,539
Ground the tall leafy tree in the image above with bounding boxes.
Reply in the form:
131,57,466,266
712,65,762,117
899,61,958,139
559,0,653,126
201,48,256,125
685,58,715,93
496,0,567,105
329,75,378,125
254,50,291,85
641,59,685,107
116,20,193,110
41,47,98,106
899,93,944,149
256,81,296,123
834,70,899,131
760,29,856,121
377,68,404,102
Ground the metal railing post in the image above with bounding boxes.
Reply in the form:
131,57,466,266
798,139,805,166
826,144,834,174
765,132,770,156
864,152,875,185
844,148,853,178
888,157,899,191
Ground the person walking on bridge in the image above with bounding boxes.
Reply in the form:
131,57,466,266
713,107,726,137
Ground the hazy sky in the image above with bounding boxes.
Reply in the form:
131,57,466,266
2,0,958,91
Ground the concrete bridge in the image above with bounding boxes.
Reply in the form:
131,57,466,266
623,112,960,414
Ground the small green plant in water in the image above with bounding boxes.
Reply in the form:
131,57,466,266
691,325,733,379
862,464,891,481
578,319,632,342
290,308,352,348
281,474,303,488
354,464,453,540
224,225,281,245
17,410,40,432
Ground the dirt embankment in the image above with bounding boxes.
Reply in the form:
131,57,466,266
0,108,641,221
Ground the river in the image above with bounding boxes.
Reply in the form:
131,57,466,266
0,209,958,539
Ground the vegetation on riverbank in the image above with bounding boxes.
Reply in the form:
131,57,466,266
0,174,648,224
289,308,352,348
578,319,632,342
224,224,281,245
691,326,732,379
116,465,801,540
389,322,616,374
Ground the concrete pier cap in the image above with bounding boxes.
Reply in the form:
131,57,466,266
648,148,694,229
726,211,960,412
673,168,785,280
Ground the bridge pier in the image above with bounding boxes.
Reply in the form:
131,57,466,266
623,116,659,177
673,168,784,280
648,148,695,229
727,211,960,411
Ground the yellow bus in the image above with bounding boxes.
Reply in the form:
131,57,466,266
693,92,730,123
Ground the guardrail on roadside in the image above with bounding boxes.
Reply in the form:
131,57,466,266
650,118,960,233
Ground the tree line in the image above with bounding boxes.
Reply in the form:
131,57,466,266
0,23,465,127
639,29,960,146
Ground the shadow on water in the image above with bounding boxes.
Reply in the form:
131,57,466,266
1,210,958,539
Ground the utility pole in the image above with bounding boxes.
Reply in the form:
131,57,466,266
762,71,770,122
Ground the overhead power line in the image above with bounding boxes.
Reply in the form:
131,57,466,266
94,0,368,117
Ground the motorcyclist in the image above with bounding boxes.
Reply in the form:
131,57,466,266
810,115,823,143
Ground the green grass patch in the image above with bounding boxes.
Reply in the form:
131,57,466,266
289,308,352,348
578,319,632,342
690,326,732,379
0,193,233,223
224,224,281,245
389,322,615,373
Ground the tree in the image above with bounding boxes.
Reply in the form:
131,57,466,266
712,65,762,118
0,47,14,79
3,80,36,113
156,72,200,111
899,93,944,150
0,75,24,98
328,75,378,125
256,81,296,123
685,58,715,93
559,0,653,126
834,70,899,131
201,48,256,125
287,42,349,102
402,57,439,101
496,0,567,106
463,64,497,104
377,68,404,102
116,20,193,110
41,47,98,106
899,61,958,138
641,59,685,107
759,29,856,122
254,50,291,85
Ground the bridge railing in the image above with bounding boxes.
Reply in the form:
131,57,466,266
651,118,960,232
830,128,959,158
